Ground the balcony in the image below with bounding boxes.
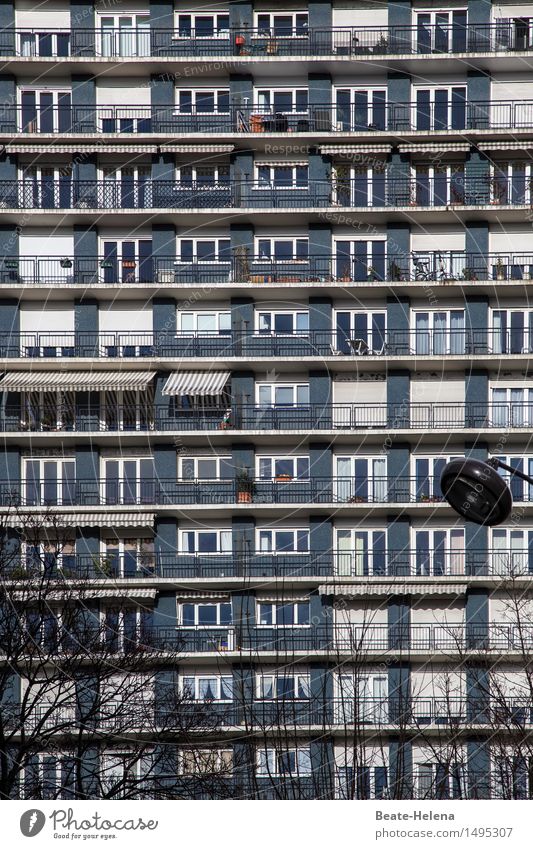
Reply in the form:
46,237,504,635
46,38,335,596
1,23,531,60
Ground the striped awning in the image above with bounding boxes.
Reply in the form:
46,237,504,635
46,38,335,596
0,370,154,393
162,370,230,396
0,510,155,528
161,144,235,153
319,583,465,597
4,144,157,154
318,144,391,154
478,141,533,151
2,512,155,528
176,591,230,600
398,142,471,153
13,587,157,601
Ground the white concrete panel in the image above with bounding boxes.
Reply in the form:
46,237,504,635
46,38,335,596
411,377,465,403
98,301,153,332
19,232,74,256
16,2,69,28
96,79,151,105
333,379,387,403
20,302,74,333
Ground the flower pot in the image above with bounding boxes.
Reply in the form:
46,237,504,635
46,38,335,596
237,491,252,503
275,475,292,482
122,260,136,268
235,35,245,46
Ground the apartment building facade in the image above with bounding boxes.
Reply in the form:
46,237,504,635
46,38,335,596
1,0,533,800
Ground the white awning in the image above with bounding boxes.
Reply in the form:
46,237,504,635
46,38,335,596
398,142,471,153
161,144,235,153
162,370,230,397
319,583,465,597
0,370,154,393
13,588,157,601
318,144,391,154
477,141,533,151
176,591,230,600
2,511,155,528
4,144,157,154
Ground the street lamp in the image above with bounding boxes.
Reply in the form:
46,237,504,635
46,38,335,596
440,457,533,526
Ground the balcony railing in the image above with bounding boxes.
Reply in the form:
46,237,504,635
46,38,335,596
5,549,532,579
3,253,533,286
9,100,533,134
0,23,530,59
4,402,533,433
2,328,533,359
4,178,533,211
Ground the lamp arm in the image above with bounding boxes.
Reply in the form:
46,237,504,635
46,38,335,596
488,457,533,486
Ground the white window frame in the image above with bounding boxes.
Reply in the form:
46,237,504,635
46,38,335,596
412,161,465,206
179,529,232,555
18,31,71,58
491,527,533,575
491,307,533,353
256,455,310,480
413,85,467,130
177,163,230,183
22,750,76,800
176,237,231,264
101,536,155,576
491,386,533,427
257,528,310,554
181,674,234,701
100,389,153,432
337,763,389,800
255,163,308,188
18,88,71,133
21,390,75,432
97,13,151,58
256,383,310,407
416,762,466,799
23,538,76,573
414,9,468,52
179,455,232,480
256,670,311,699
22,457,75,506
410,453,462,501
254,11,309,36
257,747,312,776
179,748,233,775
175,88,230,114
178,600,233,627
335,671,389,723
254,88,308,113
335,455,387,503
255,237,309,262
255,309,309,335
177,310,231,334
334,87,387,131
411,308,466,355
334,528,387,577
175,12,230,38
256,599,311,627
412,527,465,576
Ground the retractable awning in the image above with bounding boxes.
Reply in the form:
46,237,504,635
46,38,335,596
477,141,533,151
318,144,391,154
0,371,154,393
319,583,465,597
2,511,155,528
162,370,230,396
397,143,471,153
4,144,158,154
161,144,235,153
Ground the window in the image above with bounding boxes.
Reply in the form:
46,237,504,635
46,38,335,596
255,88,308,114
256,238,308,261
493,456,533,503
23,753,77,800
19,31,70,58
180,456,233,480
492,752,533,799
177,239,231,263
256,12,308,36
257,456,310,480
413,310,465,355
335,456,387,503
492,309,533,353
416,763,465,799
99,239,153,285
103,457,155,505
103,606,152,653
414,529,465,576
414,163,465,206
333,163,386,207
180,601,232,626
336,673,388,724
256,310,309,334
257,747,311,776
258,528,310,553
99,14,150,57
337,765,389,799
335,88,386,131
102,537,155,577
334,242,387,284
495,17,533,51
24,540,75,574
23,458,75,506
414,455,462,500
491,387,533,427
491,528,533,575
19,89,71,133
257,671,310,699
179,748,233,774
178,163,230,184
180,529,232,554
181,675,233,701
257,600,310,626
335,307,386,354
256,383,310,407
335,529,387,576
177,311,231,334
101,388,154,432
176,89,230,113
415,86,466,130
415,10,467,53
256,164,308,187
100,166,152,209
21,390,75,432
20,165,72,209
177,13,230,37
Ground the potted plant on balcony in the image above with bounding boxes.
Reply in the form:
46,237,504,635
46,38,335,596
367,265,378,282
388,260,403,281
462,266,478,281
275,473,292,482
60,257,72,268
339,262,351,282
236,468,255,503
495,256,506,281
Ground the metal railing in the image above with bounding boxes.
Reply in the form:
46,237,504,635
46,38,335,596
0,23,530,59
4,177,533,210
3,328,533,359
4,253,533,286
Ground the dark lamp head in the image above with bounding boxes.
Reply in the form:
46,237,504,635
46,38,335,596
440,458,513,526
